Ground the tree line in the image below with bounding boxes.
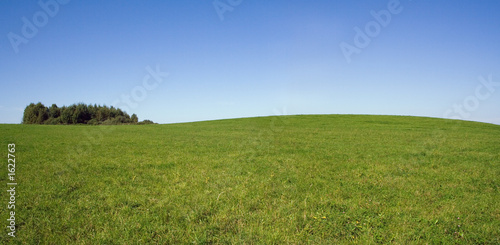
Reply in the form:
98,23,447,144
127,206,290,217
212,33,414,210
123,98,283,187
22,102,155,125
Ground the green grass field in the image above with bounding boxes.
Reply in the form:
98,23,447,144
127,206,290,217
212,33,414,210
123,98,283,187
1,115,499,244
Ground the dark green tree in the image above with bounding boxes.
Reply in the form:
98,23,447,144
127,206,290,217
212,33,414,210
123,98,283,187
48,104,60,119
73,103,91,124
60,106,71,124
22,103,36,124
95,106,106,122
22,103,152,125
22,102,48,124
131,114,138,123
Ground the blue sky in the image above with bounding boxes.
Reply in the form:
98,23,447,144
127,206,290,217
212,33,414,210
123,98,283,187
1,0,499,124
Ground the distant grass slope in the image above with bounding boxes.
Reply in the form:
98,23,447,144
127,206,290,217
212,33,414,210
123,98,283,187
0,115,499,244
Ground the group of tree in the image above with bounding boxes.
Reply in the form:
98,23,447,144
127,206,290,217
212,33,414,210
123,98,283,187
22,102,155,125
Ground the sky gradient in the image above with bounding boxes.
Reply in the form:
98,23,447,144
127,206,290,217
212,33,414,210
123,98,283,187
1,0,499,124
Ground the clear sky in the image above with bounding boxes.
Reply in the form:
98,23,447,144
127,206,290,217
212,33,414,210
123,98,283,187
1,0,499,124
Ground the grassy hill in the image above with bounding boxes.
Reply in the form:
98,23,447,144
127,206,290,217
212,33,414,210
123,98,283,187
1,115,499,244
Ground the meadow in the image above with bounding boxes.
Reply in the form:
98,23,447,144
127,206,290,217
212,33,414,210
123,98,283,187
0,115,499,244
